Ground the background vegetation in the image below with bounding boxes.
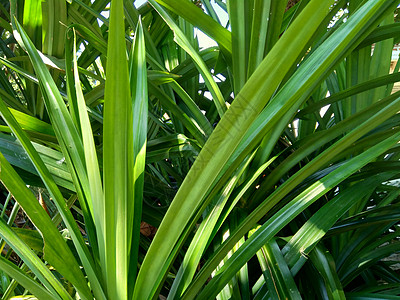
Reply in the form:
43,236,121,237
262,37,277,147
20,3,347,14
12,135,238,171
0,0,398,299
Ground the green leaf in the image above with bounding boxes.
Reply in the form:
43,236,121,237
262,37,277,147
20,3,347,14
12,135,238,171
102,0,132,298
228,0,248,94
71,28,105,295
10,18,105,300
356,23,400,49
282,173,395,273
9,108,55,136
0,255,55,300
127,18,148,293
153,0,232,55
41,0,67,58
134,2,339,298
256,238,302,300
347,293,400,300
148,83,207,145
12,228,44,253
247,0,270,77
149,0,227,117
167,153,256,299
0,218,70,300
0,112,93,300
147,70,181,84
193,130,400,299
0,133,74,191
308,246,346,300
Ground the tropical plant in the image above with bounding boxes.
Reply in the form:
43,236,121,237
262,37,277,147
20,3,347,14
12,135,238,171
0,0,399,299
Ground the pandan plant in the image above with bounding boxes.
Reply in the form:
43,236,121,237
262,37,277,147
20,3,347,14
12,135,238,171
0,0,398,299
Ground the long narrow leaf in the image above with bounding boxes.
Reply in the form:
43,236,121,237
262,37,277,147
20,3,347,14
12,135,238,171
0,151,92,299
193,130,400,299
154,0,232,54
102,0,131,298
127,18,148,293
135,2,339,298
0,255,55,300
0,93,104,300
0,218,69,300
149,0,227,117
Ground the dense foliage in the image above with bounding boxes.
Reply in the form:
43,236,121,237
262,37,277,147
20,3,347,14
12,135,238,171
0,0,399,299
